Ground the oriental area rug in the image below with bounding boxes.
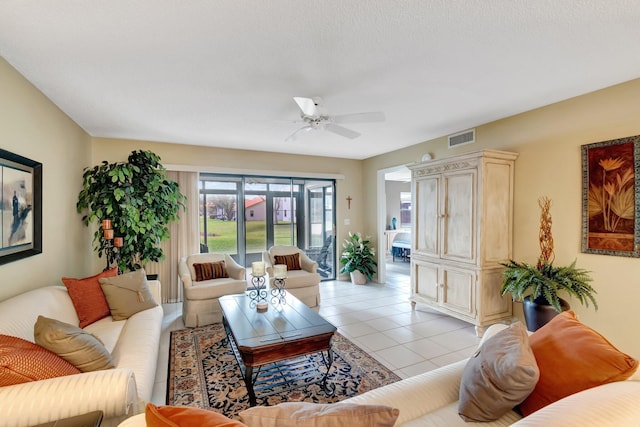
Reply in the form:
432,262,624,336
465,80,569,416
167,323,400,418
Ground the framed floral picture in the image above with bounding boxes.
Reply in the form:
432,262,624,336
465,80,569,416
581,135,640,257
0,148,42,265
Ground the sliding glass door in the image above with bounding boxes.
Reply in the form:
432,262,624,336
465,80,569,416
199,174,336,280
307,181,335,279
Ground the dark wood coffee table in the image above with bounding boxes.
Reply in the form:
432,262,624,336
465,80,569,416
219,292,337,406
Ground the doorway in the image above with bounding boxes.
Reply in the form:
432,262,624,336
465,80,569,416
377,166,412,283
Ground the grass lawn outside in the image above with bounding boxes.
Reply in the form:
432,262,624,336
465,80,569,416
200,218,296,253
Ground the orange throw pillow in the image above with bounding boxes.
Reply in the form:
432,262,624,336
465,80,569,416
62,267,118,328
146,403,247,427
274,253,301,271
193,261,229,282
0,334,81,386
519,310,638,416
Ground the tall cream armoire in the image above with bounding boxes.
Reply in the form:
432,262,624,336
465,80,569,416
409,149,518,336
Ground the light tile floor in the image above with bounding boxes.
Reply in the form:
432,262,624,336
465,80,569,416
149,260,481,404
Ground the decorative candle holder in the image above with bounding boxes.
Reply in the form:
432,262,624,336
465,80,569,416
249,261,268,304
256,301,268,312
271,264,287,305
101,219,120,272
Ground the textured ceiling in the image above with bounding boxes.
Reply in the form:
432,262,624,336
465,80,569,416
1,1,640,160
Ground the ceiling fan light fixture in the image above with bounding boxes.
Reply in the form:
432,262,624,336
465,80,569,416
286,96,384,142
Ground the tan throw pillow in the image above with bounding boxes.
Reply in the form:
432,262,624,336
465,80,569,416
99,269,158,320
34,316,114,372
238,402,399,427
0,334,81,386
519,310,639,416
62,267,118,328
193,261,229,281
458,321,539,422
274,253,301,271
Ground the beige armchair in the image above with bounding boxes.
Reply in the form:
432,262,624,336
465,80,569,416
263,245,321,307
179,253,247,327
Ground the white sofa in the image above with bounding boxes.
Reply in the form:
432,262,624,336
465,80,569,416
119,323,640,426
0,282,163,427
342,322,640,426
347,354,640,426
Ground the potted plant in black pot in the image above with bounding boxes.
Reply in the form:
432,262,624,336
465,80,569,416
76,150,186,275
340,232,377,285
501,197,597,331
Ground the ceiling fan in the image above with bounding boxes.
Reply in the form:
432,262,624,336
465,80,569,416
285,96,385,142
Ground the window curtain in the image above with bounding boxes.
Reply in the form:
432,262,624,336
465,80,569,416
146,171,199,303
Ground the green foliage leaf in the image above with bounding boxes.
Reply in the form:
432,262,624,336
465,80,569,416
501,259,597,312
76,150,186,272
339,232,378,280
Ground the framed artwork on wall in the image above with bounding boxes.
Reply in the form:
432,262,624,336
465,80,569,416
581,135,640,257
0,148,42,265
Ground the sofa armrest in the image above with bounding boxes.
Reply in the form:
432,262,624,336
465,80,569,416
0,369,139,427
262,251,274,276
299,251,318,273
178,258,194,289
346,359,468,425
224,254,246,280
511,380,640,427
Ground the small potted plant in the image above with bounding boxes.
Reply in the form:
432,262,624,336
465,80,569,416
340,232,377,285
501,197,597,331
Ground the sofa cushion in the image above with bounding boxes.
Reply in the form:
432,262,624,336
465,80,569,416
0,334,81,386
34,315,114,372
519,310,638,416
99,269,158,320
146,403,247,427
274,253,301,271
458,321,539,422
194,261,229,281
62,267,118,328
238,402,399,427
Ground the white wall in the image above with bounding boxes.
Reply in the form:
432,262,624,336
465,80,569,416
385,180,410,229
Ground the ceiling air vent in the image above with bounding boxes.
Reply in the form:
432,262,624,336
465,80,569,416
448,129,475,148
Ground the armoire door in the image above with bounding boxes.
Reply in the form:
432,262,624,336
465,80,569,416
414,175,440,258
441,169,476,264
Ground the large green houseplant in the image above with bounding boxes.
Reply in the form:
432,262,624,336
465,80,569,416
77,150,186,272
501,197,597,331
340,232,377,284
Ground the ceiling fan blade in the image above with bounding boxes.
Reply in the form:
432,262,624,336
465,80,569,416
293,97,319,117
332,111,386,124
324,123,361,139
285,125,314,142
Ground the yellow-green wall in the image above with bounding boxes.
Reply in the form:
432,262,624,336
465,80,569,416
3,52,640,358
0,57,92,301
364,78,640,358
89,138,364,273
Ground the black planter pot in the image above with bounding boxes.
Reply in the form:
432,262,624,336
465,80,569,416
523,295,570,332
